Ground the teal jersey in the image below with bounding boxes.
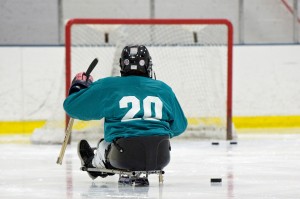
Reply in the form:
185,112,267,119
63,76,187,142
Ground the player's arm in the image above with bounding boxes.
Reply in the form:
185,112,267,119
63,74,105,121
169,94,187,137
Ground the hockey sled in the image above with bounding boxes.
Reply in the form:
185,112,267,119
81,135,171,185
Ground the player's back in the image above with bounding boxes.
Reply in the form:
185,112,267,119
91,76,176,141
91,75,174,120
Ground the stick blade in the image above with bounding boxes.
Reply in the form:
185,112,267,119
56,157,63,165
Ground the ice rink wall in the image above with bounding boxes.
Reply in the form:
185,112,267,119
0,0,299,134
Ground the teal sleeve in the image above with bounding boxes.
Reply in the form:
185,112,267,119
63,83,106,120
169,94,187,137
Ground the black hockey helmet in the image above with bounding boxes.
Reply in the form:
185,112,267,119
119,45,153,78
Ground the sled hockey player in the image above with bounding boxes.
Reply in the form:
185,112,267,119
63,45,187,185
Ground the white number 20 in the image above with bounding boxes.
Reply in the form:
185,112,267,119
119,96,163,122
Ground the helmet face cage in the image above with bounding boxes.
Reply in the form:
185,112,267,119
119,45,153,78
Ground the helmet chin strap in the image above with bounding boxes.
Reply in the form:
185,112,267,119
152,70,156,80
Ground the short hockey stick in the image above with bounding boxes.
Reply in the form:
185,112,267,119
56,58,98,165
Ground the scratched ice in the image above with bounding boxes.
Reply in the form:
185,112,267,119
0,133,300,199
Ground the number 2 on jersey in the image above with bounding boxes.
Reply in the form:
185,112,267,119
119,96,163,122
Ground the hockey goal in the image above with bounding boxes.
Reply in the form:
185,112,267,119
31,19,233,144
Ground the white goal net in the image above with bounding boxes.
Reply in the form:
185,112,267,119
31,19,234,144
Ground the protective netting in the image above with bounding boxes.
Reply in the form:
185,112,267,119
31,19,233,144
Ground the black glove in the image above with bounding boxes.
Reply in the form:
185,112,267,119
68,72,93,95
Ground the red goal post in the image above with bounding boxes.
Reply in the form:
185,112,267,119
65,18,233,140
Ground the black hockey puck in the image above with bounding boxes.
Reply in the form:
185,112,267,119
211,142,219,145
230,141,238,145
210,178,222,183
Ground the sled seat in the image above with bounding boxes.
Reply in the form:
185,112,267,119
107,135,171,171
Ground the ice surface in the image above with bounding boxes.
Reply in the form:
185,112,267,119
0,133,300,199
